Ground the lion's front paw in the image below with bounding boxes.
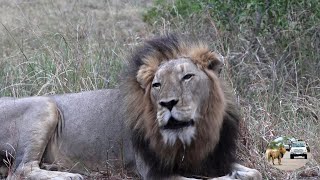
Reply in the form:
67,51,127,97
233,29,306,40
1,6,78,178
28,169,84,180
231,163,262,180
234,169,262,180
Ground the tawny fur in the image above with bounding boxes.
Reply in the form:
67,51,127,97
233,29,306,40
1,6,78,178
122,34,239,178
266,147,286,165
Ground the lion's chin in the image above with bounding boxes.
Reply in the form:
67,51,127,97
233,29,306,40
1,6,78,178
160,120,196,146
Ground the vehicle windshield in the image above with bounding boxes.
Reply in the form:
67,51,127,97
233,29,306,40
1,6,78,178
292,142,306,147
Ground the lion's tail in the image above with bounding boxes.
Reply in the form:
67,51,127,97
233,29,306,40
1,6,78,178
52,105,64,141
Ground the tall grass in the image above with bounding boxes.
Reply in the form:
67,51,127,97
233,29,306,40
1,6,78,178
0,0,149,97
1,0,319,179
143,0,320,179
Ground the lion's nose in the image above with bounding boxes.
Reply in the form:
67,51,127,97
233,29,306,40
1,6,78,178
159,99,178,111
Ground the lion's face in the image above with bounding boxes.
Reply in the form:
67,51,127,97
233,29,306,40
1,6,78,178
126,35,235,172
151,58,211,146
279,147,286,156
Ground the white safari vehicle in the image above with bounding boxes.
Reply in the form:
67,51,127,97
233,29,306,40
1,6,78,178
290,141,308,159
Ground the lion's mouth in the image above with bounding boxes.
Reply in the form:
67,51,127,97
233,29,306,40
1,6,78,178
162,117,194,130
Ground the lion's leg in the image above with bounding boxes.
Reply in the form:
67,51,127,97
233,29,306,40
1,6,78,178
271,156,275,165
227,163,262,180
278,156,281,165
136,157,262,180
8,161,83,180
7,97,82,179
172,163,262,180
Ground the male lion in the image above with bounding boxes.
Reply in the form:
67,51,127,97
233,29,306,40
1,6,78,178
0,35,261,180
266,146,286,165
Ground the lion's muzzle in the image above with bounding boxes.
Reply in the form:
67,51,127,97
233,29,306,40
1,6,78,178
159,99,179,111
162,117,195,130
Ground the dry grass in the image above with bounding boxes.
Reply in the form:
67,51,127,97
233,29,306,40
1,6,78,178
0,0,151,96
135,1,320,179
1,0,319,179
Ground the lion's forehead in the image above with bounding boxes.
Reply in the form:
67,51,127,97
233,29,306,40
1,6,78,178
155,58,197,78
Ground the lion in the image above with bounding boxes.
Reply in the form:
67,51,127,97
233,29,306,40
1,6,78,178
0,34,262,180
266,146,286,165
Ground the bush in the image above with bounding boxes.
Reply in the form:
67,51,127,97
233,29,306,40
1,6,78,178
144,0,320,34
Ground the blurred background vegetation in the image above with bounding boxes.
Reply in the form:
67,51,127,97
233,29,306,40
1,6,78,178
0,0,319,179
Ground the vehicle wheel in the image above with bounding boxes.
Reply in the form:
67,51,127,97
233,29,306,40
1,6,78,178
305,155,307,159
290,155,294,159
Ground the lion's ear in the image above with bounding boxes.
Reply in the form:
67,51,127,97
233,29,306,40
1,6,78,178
189,47,224,74
207,52,224,74
137,64,155,89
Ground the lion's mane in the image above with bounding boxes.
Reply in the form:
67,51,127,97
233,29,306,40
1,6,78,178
122,34,240,178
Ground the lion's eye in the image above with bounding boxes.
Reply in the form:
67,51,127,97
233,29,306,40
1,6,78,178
182,74,194,81
152,82,161,88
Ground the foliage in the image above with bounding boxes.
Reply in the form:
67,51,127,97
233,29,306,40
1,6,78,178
267,141,284,149
144,0,320,34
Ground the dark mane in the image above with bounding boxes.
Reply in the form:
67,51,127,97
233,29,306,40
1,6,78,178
123,34,180,79
131,105,239,178
121,34,240,179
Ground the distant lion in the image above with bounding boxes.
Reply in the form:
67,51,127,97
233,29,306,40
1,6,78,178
0,35,261,180
266,146,286,165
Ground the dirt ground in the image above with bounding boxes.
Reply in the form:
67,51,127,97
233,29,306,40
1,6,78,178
269,152,311,171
